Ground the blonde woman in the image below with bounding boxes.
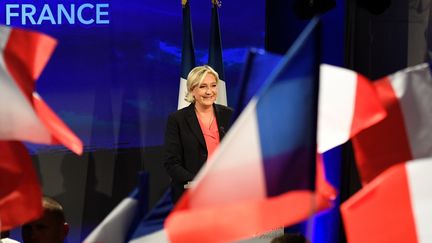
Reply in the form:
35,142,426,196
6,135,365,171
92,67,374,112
164,65,233,202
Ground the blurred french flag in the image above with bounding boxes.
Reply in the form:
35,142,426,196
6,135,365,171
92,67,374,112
352,63,432,184
341,63,432,242
0,26,83,231
342,157,432,243
0,26,83,155
84,173,173,243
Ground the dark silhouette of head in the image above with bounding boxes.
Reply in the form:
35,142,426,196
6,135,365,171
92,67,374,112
22,197,69,243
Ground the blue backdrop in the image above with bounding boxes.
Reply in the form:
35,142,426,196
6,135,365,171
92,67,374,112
1,0,265,152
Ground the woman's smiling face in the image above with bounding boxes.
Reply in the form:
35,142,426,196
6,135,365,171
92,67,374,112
192,73,218,108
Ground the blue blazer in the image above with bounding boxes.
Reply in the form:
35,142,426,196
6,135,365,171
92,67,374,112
164,103,233,202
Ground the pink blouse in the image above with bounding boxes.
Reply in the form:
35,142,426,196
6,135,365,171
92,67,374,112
197,115,220,160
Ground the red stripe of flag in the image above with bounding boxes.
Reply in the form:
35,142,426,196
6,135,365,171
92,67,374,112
33,93,83,155
350,74,387,138
166,191,320,243
341,163,418,243
352,76,412,184
0,141,43,231
1,27,83,154
3,28,57,101
165,155,335,243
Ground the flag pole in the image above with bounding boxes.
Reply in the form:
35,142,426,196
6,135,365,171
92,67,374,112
212,0,222,8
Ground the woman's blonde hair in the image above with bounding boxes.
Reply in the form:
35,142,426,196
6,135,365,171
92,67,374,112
185,65,219,103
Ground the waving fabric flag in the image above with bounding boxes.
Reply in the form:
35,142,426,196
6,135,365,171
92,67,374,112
208,0,227,106
0,26,83,231
233,49,282,115
352,63,432,184
341,157,432,243
85,176,174,243
161,17,322,243
0,141,42,231
84,173,150,243
233,56,386,153
177,0,196,109
318,64,386,153
0,26,83,154
128,190,173,242
84,189,142,243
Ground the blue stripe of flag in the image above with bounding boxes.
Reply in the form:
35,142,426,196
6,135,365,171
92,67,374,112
181,1,196,79
208,2,225,80
255,18,320,197
125,172,150,241
129,189,173,240
232,49,281,122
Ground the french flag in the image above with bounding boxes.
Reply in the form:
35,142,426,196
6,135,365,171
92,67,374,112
352,63,432,184
318,64,386,153
341,157,432,243
84,190,144,243
234,56,386,155
84,173,151,243
0,26,82,231
84,173,174,243
0,141,42,231
177,0,196,110
0,26,82,154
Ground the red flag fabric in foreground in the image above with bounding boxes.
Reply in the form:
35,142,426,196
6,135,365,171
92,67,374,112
0,26,82,154
0,141,42,231
341,157,432,243
352,63,432,184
